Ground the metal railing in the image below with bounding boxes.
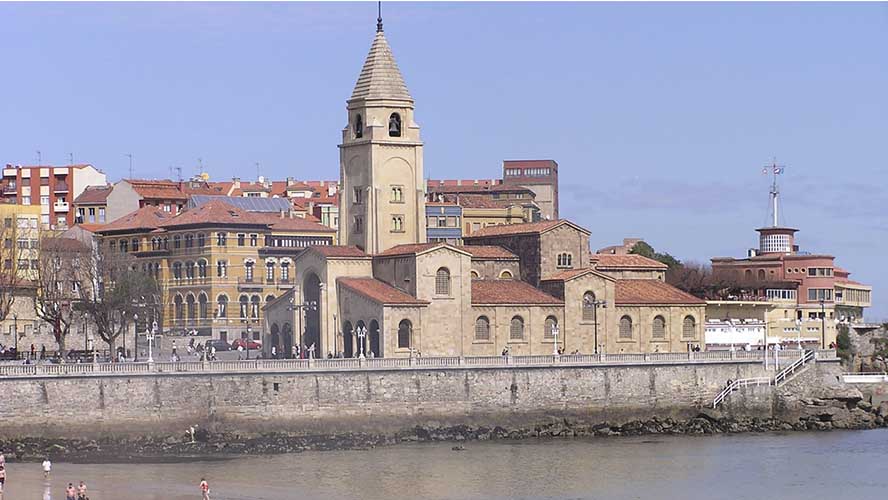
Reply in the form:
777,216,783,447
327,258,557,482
712,377,773,408
842,372,888,384
0,349,839,379
773,349,815,386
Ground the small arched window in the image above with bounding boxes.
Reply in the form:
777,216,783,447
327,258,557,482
474,316,490,341
556,253,573,268
544,316,558,338
582,292,597,321
510,316,524,340
652,315,666,339
757,269,766,281
398,319,412,349
174,295,184,320
499,270,513,279
197,259,207,278
198,293,208,319
744,269,752,281
354,114,363,138
683,316,697,338
239,295,249,319
435,267,450,295
388,113,401,137
250,295,260,318
185,294,196,320
619,315,633,339
470,270,480,279
217,295,228,318
172,262,183,280
266,261,275,281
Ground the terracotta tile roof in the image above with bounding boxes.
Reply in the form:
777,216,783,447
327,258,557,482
592,254,669,270
615,279,706,305
73,185,112,205
471,280,563,305
158,200,264,229
75,223,105,233
376,243,448,257
459,245,517,260
463,219,589,239
309,246,368,258
99,206,171,234
338,278,428,306
40,236,90,253
126,179,188,200
542,267,615,282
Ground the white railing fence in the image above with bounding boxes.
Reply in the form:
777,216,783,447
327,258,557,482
712,377,773,408
0,349,838,379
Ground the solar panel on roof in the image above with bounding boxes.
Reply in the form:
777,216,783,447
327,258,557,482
189,195,292,213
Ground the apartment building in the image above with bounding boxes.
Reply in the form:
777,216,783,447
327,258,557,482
1,163,107,230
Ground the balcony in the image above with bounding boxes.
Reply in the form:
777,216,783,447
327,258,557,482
237,276,263,291
54,182,69,193
3,184,17,193
53,201,70,212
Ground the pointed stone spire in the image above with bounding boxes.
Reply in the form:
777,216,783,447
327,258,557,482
349,28,413,103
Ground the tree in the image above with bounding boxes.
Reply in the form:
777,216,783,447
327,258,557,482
0,214,22,326
34,236,86,353
76,242,159,355
666,261,713,297
629,241,682,269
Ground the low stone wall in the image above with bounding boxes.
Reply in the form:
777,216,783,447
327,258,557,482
0,358,837,440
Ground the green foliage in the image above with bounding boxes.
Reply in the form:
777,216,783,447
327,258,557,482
836,324,852,363
629,241,683,269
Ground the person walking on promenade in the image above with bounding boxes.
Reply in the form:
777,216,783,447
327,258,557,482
0,463,7,495
199,477,210,500
40,344,46,360
42,457,52,479
76,480,88,500
65,483,77,500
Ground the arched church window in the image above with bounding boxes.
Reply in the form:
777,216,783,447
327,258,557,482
354,114,363,139
388,113,401,137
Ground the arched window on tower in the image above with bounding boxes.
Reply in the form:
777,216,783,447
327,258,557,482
388,113,401,137
354,114,363,139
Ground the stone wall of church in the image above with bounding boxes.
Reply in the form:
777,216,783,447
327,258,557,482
465,234,542,286
0,359,837,439
538,224,591,280
413,250,473,356
465,305,564,356
610,305,706,354
469,259,520,280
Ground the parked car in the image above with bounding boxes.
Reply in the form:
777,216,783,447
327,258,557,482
205,339,232,352
231,338,262,350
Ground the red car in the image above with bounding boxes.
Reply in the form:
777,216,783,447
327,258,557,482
231,338,262,350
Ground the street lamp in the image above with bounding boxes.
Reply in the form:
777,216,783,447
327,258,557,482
584,297,607,354
356,325,367,359
12,314,18,358
287,297,318,358
147,320,157,363
133,313,139,362
246,323,252,360
552,324,560,356
819,299,827,348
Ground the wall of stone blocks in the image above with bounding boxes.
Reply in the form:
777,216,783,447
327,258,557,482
0,360,834,439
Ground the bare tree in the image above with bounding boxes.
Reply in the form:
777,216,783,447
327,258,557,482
76,242,159,355
0,214,22,325
34,236,86,353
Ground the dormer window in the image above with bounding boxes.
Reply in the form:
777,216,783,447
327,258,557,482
388,113,401,137
354,114,363,138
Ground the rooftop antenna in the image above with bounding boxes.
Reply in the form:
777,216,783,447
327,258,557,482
36,150,41,166
762,158,785,227
377,1,383,32
198,157,203,174
68,153,74,166
255,162,260,180
125,153,134,178
174,165,183,182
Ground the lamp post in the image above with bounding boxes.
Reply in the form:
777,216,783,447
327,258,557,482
819,299,826,348
12,314,18,358
246,323,252,360
356,325,367,359
147,320,157,363
552,324,560,356
585,297,607,354
287,296,317,358
133,313,139,362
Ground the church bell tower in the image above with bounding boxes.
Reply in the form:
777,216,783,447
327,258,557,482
338,12,426,254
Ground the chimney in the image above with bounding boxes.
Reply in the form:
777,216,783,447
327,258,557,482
287,177,295,186
232,177,241,189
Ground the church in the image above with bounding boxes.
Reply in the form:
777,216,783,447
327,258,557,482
261,18,706,358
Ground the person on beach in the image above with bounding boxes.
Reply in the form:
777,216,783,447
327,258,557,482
77,481,87,500
0,464,7,494
199,478,210,500
65,483,76,500
42,457,52,479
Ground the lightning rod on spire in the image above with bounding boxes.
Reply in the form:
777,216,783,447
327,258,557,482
377,1,383,32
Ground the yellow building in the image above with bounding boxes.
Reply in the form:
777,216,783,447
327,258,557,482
96,200,336,343
0,203,43,281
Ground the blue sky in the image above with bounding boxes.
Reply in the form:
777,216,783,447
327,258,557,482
1,2,886,317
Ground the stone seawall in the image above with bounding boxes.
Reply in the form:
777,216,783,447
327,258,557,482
0,359,837,440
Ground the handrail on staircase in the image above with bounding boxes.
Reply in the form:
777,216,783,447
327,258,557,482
713,350,815,408
774,349,814,386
